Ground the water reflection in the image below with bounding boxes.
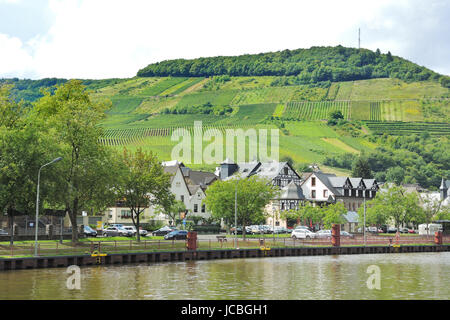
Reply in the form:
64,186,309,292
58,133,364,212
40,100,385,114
1,252,449,300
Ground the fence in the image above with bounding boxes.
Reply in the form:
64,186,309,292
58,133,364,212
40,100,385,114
1,235,449,258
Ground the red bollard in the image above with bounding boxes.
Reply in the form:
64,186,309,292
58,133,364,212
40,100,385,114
434,231,443,245
187,232,198,251
331,224,340,247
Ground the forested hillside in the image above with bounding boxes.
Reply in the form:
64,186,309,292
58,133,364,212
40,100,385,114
137,46,449,86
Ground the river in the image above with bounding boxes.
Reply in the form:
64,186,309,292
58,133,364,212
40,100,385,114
0,252,449,300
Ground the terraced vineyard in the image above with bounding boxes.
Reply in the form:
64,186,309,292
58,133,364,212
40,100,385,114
283,101,351,120
365,121,450,136
99,123,274,147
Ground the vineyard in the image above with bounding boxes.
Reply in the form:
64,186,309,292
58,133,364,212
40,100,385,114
365,121,450,136
99,124,274,147
282,101,351,120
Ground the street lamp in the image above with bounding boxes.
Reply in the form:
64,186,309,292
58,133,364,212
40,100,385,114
35,157,62,257
234,178,238,249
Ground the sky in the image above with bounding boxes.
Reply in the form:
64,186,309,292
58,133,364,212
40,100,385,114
0,0,449,80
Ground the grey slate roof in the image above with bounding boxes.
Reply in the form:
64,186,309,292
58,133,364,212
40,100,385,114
279,181,305,200
343,211,359,223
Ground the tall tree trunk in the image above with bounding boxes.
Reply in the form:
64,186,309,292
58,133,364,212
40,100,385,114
136,213,140,242
9,209,14,246
70,198,79,244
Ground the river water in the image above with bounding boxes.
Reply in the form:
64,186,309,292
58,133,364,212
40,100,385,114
1,252,449,300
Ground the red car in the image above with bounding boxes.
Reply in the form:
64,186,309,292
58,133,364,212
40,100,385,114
408,229,416,234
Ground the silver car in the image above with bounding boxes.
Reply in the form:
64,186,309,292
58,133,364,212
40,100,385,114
316,229,332,239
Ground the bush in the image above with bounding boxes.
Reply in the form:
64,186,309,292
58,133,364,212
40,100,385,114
192,225,221,234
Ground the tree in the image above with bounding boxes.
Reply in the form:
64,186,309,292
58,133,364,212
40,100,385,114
363,185,422,230
155,199,185,226
352,155,373,178
116,148,172,242
358,199,388,229
322,202,347,229
420,194,445,236
0,85,62,245
386,166,405,185
327,110,344,125
35,80,117,243
204,175,278,238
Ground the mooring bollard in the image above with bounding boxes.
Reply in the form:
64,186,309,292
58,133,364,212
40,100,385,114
332,224,340,247
435,231,443,245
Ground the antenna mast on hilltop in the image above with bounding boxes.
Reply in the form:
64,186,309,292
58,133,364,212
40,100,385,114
358,28,361,50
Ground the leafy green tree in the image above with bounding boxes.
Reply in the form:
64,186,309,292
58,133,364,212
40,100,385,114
204,175,278,238
322,202,347,229
352,155,373,179
386,166,405,185
34,80,117,243
357,199,388,229
116,148,172,242
0,85,62,244
363,185,422,230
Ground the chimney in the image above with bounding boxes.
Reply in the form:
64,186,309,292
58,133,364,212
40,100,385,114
220,158,238,180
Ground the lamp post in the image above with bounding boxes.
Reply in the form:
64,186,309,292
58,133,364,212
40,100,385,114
234,178,238,249
35,157,62,257
363,187,367,246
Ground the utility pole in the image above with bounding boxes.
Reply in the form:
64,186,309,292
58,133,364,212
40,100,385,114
358,28,361,50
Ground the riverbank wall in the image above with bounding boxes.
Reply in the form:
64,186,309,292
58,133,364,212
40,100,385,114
1,244,449,271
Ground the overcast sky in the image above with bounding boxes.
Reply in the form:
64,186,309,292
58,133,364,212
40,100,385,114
0,0,449,79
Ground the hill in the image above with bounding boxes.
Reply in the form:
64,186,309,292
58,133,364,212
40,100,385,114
137,46,449,86
1,46,449,187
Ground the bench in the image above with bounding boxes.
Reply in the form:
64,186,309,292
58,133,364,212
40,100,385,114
216,235,227,242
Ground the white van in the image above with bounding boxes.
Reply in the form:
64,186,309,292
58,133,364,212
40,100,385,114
418,224,442,235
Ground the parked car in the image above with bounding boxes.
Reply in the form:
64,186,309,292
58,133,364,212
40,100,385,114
408,229,416,234
103,226,133,237
0,229,8,235
248,225,262,234
316,229,332,238
84,225,98,237
122,225,148,237
291,229,316,239
399,228,409,234
294,226,312,231
164,230,188,240
230,226,243,234
273,226,289,234
152,226,177,236
340,231,355,238
368,227,378,233
387,227,398,234
260,225,273,234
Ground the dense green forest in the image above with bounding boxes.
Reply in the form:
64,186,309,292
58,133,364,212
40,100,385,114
0,77,128,102
323,130,449,189
137,46,448,85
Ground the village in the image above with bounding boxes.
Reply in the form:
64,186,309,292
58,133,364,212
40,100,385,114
2,158,448,242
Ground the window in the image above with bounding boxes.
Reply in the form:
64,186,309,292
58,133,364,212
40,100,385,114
181,195,184,202
194,204,198,213
323,190,328,198
201,205,206,213
120,210,131,219
311,177,316,187
176,182,181,187
284,167,289,175
311,190,316,199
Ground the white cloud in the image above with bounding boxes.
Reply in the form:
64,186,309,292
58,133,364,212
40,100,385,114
0,0,448,79
0,33,34,78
